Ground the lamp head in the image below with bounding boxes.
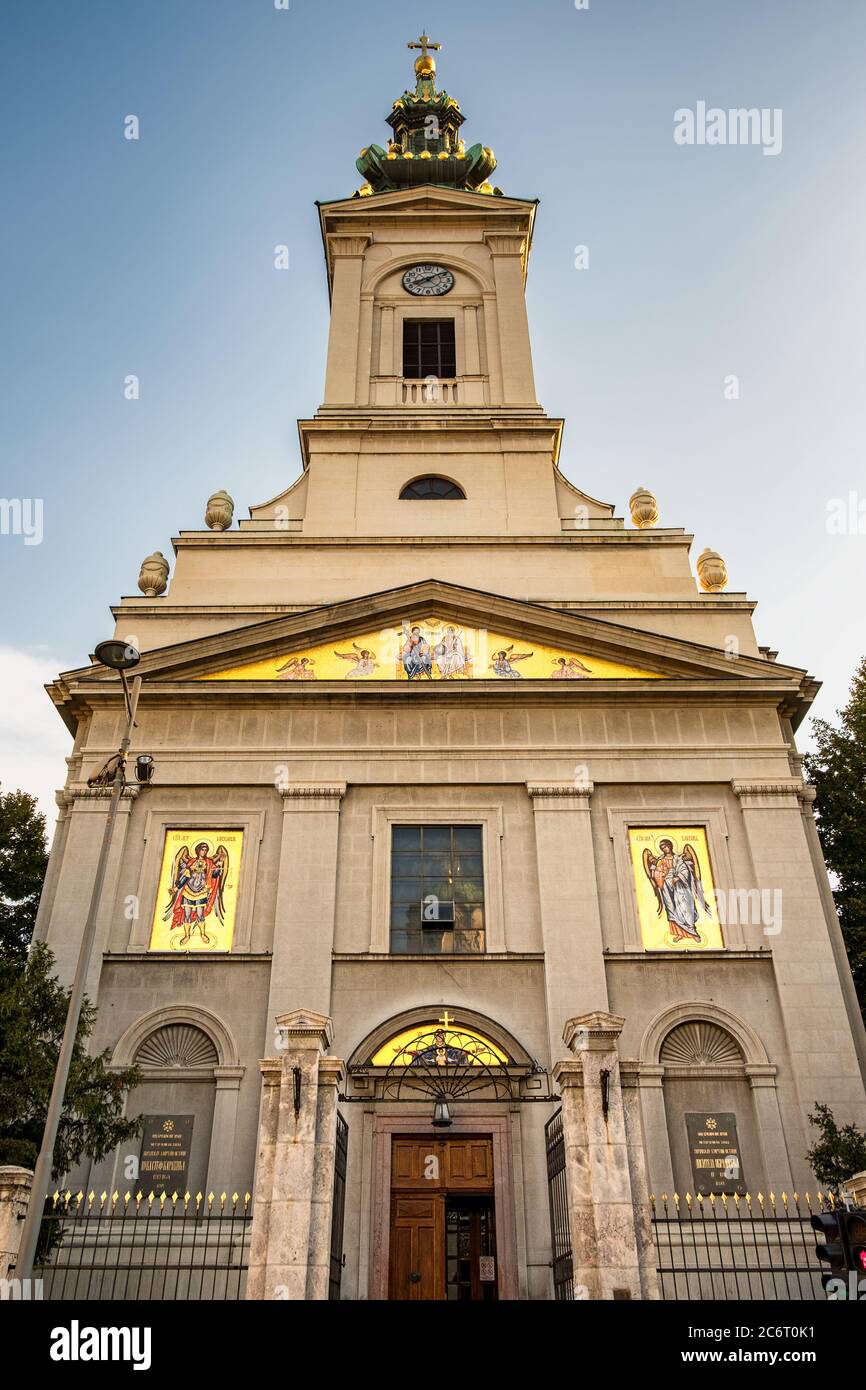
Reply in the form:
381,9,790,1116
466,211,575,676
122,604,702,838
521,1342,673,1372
93,640,141,672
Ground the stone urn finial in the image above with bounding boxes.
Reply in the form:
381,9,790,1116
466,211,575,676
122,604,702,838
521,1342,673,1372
138,551,169,597
629,486,659,529
205,489,234,531
697,547,728,592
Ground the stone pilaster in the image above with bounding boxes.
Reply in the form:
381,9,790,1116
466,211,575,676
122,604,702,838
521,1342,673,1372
0,1166,33,1282
553,1012,645,1300
265,784,345,1029
205,1066,245,1197
246,1011,344,1301
619,1061,661,1300
306,1057,345,1300
483,232,536,404
732,780,866,1158
527,782,608,1063
323,235,372,405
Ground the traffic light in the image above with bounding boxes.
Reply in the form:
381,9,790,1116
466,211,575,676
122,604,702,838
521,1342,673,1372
812,1207,866,1296
811,1211,849,1293
846,1211,866,1278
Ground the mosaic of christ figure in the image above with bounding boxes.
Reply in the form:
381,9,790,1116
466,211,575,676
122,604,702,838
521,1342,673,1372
401,625,433,679
642,838,709,943
433,625,469,678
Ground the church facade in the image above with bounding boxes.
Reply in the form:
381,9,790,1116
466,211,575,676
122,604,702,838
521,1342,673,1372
37,41,866,1301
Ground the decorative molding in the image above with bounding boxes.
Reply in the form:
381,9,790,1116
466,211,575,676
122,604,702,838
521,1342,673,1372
68,785,139,802
526,780,593,807
280,782,347,809
731,778,807,809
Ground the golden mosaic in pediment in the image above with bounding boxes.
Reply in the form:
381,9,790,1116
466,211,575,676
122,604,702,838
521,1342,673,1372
198,616,661,683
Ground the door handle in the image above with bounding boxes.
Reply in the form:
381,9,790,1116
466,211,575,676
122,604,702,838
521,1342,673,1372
409,1271,422,1283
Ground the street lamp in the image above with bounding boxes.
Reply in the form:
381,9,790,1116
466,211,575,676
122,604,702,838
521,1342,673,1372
17,641,143,1282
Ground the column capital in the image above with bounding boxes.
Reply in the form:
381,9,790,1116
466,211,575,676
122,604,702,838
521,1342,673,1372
317,1057,345,1088
563,1011,626,1054
551,1058,584,1089
280,782,346,812
483,232,527,257
731,778,806,809
275,1008,333,1052
213,1065,245,1089
744,1062,779,1088
328,234,372,258
527,780,593,810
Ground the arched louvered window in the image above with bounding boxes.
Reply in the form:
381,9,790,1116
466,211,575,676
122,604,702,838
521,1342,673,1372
400,476,465,500
659,1020,743,1066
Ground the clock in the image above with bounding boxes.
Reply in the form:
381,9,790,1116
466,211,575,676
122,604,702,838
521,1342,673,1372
402,264,455,297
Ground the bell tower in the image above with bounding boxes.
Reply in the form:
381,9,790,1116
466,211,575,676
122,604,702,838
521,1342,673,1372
252,37,580,539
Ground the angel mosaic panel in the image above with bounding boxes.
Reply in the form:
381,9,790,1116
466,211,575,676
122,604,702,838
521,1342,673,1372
148,829,243,952
628,827,724,950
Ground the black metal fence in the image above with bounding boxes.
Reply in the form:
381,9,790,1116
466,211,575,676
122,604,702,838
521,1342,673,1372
32,1191,252,1300
545,1110,574,1300
329,1113,349,1301
651,1191,830,1300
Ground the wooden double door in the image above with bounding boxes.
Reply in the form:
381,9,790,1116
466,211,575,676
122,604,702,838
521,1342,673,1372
388,1137,498,1301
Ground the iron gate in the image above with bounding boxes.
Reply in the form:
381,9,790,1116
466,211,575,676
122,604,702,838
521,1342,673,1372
545,1109,574,1300
651,1192,829,1300
31,1191,252,1300
328,1111,349,1300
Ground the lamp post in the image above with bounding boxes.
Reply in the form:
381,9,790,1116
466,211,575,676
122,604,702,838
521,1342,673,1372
17,640,143,1281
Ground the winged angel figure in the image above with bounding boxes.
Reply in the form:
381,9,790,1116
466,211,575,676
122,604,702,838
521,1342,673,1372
163,842,229,946
333,643,379,678
642,838,709,943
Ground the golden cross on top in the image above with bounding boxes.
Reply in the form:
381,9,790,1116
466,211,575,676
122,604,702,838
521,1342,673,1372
408,32,442,59
438,1009,455,1029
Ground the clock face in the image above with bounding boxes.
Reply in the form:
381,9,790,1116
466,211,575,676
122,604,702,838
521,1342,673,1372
402,264,455,297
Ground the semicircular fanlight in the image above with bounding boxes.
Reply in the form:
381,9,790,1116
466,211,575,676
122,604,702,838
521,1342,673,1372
135,1023,218,1070
659,1020,743,1066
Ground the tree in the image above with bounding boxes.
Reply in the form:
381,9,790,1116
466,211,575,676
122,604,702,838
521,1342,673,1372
0,787,49,965
804,657,866,1020
806,1103,866,1193
0,941,141,1174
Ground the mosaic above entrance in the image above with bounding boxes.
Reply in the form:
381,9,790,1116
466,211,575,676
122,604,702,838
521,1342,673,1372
200,617,661,683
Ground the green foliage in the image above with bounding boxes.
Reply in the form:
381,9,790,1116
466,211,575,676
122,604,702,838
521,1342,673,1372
0,787,49,965
804,657,866,1019
806,1103,866,1192
0,941,142,1177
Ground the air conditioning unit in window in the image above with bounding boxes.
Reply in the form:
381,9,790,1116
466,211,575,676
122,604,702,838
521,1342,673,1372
421,899,455,928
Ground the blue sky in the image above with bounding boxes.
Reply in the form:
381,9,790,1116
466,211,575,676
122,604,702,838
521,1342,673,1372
2,0,866,821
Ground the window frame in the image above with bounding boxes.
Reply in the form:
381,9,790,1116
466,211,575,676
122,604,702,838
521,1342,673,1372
370,805,506,954
399,476,466,500
388,822,486,955
402,317,457,380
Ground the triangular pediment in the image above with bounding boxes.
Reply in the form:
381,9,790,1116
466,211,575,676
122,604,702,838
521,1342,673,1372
60,581,812,701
